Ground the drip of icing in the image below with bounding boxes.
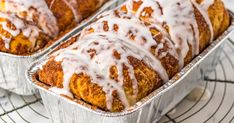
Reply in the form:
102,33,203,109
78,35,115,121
80,9,182,80
62,0,82,23
192,0,214,42
0,0,58,49
53,36,141,110
82,32,169,82
126,0,201,69
44,0,215,110
5,0,59,36
82,11,172,58
81,34,141,102
0,13,22,36
53,28,169,109
0,33,11,49
50,0,56,9
81,10,179,68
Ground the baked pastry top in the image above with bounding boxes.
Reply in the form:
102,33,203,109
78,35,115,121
37,0,230,112
0,0,107,54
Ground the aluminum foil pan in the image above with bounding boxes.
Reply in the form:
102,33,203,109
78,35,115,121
26,11,234,123
0,0,120,95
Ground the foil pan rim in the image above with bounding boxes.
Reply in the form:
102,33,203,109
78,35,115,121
0,0,117,58
26,11,234,117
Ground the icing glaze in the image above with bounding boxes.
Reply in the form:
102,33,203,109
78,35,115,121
45,0,215,110
192,0,214,42
0,0,58,49
61,0,82,22
126,0,201,68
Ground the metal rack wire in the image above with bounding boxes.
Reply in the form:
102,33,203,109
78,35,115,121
160,38,234,123
0,92,49,123
0,38,233,123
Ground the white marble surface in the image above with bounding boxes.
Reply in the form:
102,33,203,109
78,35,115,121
0,0,233,123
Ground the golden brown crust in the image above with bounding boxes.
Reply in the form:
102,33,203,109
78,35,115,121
38,60,63,87
45,0,77,32
150,32,180,78
207,0,230,38
45,0,104,32
0,0,106,55
38,55,163,112
184,5,211,65
37,0,230,112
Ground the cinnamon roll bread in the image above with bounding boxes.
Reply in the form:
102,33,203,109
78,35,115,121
37,0,230,112
0,0,107,54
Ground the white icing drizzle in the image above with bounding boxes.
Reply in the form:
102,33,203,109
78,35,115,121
0,33,11,49
80,11,175,81
82,32,169,82
53,36,143,110
49,0,56,9
192,0,214,42
62,0,82,22
125,0,201,68
44,0,216,110
0,0,59,49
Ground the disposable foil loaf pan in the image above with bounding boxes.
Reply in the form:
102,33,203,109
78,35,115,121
26,11,234,123
0,0,121,95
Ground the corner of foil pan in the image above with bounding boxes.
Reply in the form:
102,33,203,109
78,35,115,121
129,10,234,115
0,0,118,59
25,11,234,117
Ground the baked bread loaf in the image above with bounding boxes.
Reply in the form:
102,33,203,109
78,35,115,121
37,0,230,112
0,0,107,54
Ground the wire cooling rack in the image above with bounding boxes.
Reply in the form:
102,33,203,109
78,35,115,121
0,0,232,123
0,92,49,123
159,36,234,123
